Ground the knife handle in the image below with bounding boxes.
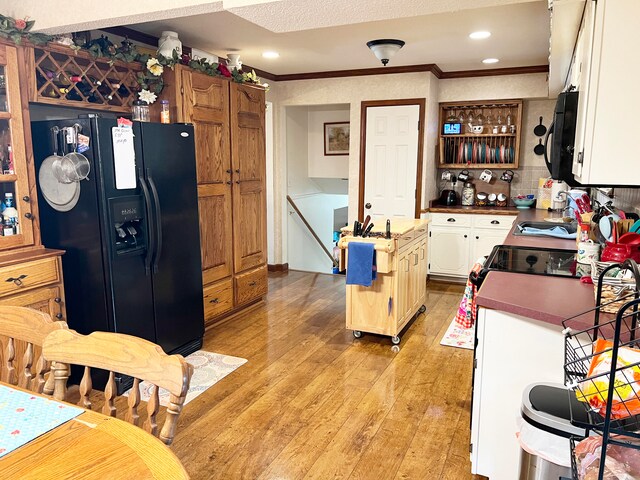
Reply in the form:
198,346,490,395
386,219,391,239
363,223,374,237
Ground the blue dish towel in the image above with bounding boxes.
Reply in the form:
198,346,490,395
520,226,577,239
346,242,377,287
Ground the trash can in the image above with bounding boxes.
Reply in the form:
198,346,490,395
518,382,589,480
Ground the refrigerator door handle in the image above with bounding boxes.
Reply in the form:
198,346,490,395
147,168,163,274
139,171,155,276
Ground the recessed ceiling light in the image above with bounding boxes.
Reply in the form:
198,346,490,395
482,58,499,64
262,51,280,59
469,31,491,40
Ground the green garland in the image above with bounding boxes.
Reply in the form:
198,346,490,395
0,14,265,102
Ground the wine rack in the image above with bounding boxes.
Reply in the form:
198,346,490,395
438,99,523,169
26,43,143,113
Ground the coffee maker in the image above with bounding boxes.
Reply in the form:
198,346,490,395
439,173,458,206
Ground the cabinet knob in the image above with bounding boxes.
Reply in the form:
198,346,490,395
490,220,500,225
209,298,219,304
476,236,479,239
22,196,30,202
226,169,232,174
235,180,240,184
226,181,232,185
235,169,240,173
24,212,33,220
54,297,61,303
55,313,63,319
249,281,257,286
365,203,372,210
447,218,456,222
464,235,468,238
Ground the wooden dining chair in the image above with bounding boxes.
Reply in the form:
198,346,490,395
42,329,193,445
0,306,68,400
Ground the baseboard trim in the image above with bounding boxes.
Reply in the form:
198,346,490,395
268,263,289,272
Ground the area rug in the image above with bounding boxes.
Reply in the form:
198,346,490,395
125,350,247,406
439,318,474,350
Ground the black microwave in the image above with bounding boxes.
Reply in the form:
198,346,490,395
544,91,580,186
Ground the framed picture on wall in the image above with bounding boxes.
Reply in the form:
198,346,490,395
324,122,350,156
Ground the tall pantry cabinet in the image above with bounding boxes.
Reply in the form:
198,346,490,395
157,66,268,327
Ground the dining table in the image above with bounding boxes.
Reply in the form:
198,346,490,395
0,381,189,479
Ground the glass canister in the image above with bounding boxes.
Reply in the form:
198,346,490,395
131,100,150,122
160,99,171,124
461,182,475,206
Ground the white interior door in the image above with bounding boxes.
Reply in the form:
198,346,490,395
364,105,420,219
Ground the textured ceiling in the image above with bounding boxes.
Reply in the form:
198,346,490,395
132,1,550,74
1,0,550,75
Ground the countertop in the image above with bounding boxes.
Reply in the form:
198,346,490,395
427,205,519,215
475,207,598,328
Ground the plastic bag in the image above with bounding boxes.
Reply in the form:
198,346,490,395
577,339,640,419
574,435,640,479
516,416,571,467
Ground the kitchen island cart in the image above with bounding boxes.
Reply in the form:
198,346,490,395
339,219,428,344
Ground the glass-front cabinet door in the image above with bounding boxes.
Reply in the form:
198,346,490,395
0,43,35,250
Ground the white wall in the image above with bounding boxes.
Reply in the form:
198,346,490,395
287,193,347,274
307,105,350,179
286,106,320,197
266,71,550,264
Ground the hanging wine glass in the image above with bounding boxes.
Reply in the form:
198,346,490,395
496,109,503,125
475,108,484,126
458,110,465,124
506,108,513,126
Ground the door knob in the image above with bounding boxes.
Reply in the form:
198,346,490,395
365,203,372,210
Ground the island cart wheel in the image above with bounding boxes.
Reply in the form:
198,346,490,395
391,336,401,345
419,305,426,314
353,330,363,339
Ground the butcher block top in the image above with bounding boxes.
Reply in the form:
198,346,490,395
341,218,429,238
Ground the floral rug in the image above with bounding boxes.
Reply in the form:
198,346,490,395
124,350,247,406
439,318,474,350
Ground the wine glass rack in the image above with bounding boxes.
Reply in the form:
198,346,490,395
26,44,143,113
438,99,523,169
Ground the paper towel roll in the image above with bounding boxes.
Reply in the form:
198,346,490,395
551,180,568,210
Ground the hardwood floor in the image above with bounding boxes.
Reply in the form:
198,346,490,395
171,271,483,480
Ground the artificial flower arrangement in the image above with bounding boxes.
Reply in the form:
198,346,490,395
0,14,267,105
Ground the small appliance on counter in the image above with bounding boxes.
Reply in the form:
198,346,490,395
439,174,458,206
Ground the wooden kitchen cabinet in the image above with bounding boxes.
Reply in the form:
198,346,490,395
339,219,428,344
428,212,516,279
156,67,267,327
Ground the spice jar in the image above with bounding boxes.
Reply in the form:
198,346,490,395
461,182,475,206
131,100,150,122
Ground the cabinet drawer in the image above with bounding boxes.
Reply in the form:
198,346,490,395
0,258,60,298
397,230,415,251
473,215,516,229
203,279,233,320
430,213,472,227
235,265,268,305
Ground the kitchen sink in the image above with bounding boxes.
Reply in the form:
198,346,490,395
512,221,578,237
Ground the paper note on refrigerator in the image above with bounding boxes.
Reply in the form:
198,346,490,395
112,127,136,189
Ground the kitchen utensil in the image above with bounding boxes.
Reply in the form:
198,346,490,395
38,157,81,212
353,221,360,237
599,216,613,242
56,151,90,183
385,219,391,239
631,220,640,233
534,116,547,137
534,139,545,155
363,223,374,237
612,218,618,244
361,215,371,233
619,233,640,245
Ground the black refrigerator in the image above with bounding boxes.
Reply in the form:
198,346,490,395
31,117,204,390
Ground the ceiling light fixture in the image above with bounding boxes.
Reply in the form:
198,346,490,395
482,58,500,64
262,51,280,59
366,39,405,66
469,31,491,40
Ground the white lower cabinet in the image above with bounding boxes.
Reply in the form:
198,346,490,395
428,213,516,278
471,308,565,480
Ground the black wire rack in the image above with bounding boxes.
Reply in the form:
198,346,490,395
563,259,640,479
